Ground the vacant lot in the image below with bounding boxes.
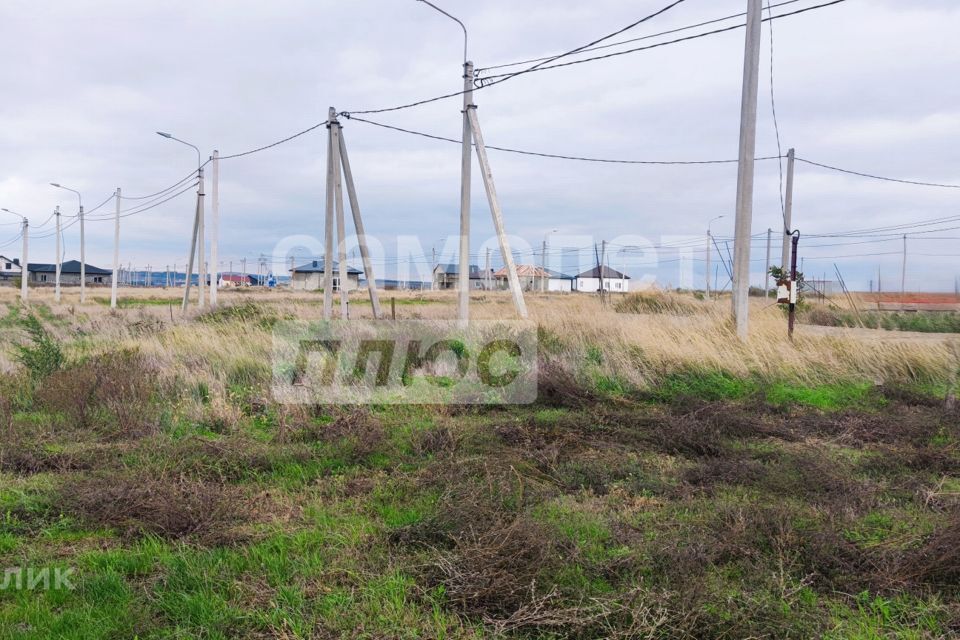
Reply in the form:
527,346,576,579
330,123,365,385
1,288,958,638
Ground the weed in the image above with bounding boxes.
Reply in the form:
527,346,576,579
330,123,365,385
14,314,64,381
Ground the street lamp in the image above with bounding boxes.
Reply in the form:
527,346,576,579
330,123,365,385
157,131,206,311
416,0,472,321
705,215,725,301
416,0,467,63
2,208,29,303
50,183,85,302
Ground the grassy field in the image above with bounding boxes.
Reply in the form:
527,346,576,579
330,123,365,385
1,287,959,638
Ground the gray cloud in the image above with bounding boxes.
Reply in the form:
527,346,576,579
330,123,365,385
1,0,958,290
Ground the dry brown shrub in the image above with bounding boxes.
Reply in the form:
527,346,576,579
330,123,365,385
536,361,599,409
289,408,384,461
0,443,111,475
895,512,960,588
412,424,458,458
429,515,566,618
59,471,246,544
37,350,158,438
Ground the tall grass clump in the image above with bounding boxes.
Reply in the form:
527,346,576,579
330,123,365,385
614,291,703,316
14,315,64,381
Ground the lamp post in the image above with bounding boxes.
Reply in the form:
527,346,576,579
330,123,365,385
706,215,725,301
157,131,205,311
416,0,471,321
1,209,28,302
50,183,84,302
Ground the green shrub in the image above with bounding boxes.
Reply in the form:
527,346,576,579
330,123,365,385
15,315,64,381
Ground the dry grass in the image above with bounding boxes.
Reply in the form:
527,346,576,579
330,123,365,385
3,286,957,399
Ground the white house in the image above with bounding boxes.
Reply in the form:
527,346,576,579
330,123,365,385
0,255,21,283
290,260,361,292
573,266,631,293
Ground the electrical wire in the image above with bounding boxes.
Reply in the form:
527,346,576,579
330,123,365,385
808,214,960,237
767,0,788,234
476,0,805,72
345,0,690,116
86,182,198,221
344,114,783,164
120,169,199,200
477,0,851,83
795,157,960,189
217,120,331,160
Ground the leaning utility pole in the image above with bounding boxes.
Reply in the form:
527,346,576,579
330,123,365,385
466,102,528,318
322,110,382,319
54,206,61,303
111,188,121,309
780,148,796,269
181,184,201,312
731,0,763,339
338,120,382,318
210,150,220,306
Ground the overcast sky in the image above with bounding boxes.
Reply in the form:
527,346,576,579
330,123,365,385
1,0,958,290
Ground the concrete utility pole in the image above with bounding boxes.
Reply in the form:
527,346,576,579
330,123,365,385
3,209,29,302
458,61,474,324
54,207,61,302
330,115,349,318
541,240,547,292
338,124,382,318
764,227,772,297
157,132,205,312
210,150,220,306
111,188,121,309
705,215,724,301
20,218,28,303
197,168,206,306
50,184,84,302
323,109,336,319
901,234,907,309
781,148,796,269
730,0,763,339
485,247,491,290
467,106,527,319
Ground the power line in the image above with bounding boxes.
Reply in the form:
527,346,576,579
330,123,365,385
808,214,960,238
86,182,198,221
477,0,851,83
476,0,805,72
120,169,199,200
345,0,689,116
217,120,331,160
344,114,783,165
767,0,787,231
795,157,960,189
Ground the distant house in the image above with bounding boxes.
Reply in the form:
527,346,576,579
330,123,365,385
432,264,493,290
219,273,255,287
574,266,630,293
290,260,361,292
492,265,574,292
27,260,112,286
0,255,21,282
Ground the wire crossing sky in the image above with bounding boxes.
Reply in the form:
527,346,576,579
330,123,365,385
0,0,958,290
